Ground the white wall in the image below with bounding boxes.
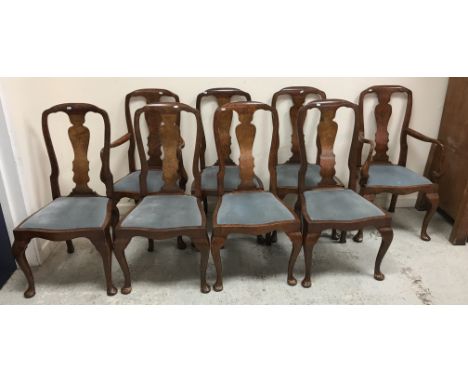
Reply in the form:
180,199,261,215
0,78,448,261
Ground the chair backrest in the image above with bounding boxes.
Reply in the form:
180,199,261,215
272,86,326,164
358,85,412,166
213,101,279,196
124,88,180,172
196,87,251,168
296,99,359,193
133,102,203,197
42,103,113,199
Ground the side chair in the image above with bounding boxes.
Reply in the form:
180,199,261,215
110,88,187,251
113,102,211,294
210,101,302,291
269,86,346,244
11,103,128,298
195,87,263,212
288,99,394,288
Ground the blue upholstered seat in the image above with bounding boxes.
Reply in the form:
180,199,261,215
276,163,321,188
367,164,432,188
19,197,110,230
216,191,295,225
121,195,202,229
201,165,260,191
114,170,164,193
304,189,385,222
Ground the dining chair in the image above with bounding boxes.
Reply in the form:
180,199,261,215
195,87,264,211
110,89,187,251
272,86,327,199
352,85,444,242
113,102,211,294
11,103,128,298
269,86,346,244
288,99,394,288
210,101,302,291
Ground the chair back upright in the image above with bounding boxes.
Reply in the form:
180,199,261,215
213,101,279,197
296,99,360,194
358,85,412,167
133,102,203,198
272,86,326,164
196,88,251,169
42,103,113,199
125,89,180,173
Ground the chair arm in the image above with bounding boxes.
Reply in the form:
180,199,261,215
358,134,375,186
110,133,132,148
406,128,443,149
406,128,445,180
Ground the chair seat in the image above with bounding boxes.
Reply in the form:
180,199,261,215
201,165,260,191
304,189,385,222
216,191,295,225
114,170,163,194
276,163,321,188
19,197,110,230
367,164,432,188
121,195,203,230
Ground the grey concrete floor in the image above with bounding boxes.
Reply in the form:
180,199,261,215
1,206,467,304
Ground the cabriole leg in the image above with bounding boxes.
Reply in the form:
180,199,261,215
420,192,439,241
91,233,117,296
113,235,132,294
12,238,35,298
374,227,393,281
211,235,225,292
286,232,302,286
302,232,320,288
193,234,211,293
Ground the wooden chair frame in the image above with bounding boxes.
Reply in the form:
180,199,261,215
110,88,187,251
288,99,394,288
271,86,328,199
195,87,264,208
210,101,302,291
113,102,211,294
353,85,445,242
11,103,128,298
269,86,344,244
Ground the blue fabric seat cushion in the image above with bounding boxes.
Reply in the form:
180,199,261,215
216,191,295,225
304,189,385,221
201,165,260,191
114,170,164,193
121,195,202,229
367,164,432,188
276,163,321,188
20,197,109,230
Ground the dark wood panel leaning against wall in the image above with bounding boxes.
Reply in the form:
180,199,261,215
421,77,468,245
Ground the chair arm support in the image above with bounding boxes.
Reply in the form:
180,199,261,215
358,134,375,187
406,128,445,180
406,128,443,149
110,133,132,148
